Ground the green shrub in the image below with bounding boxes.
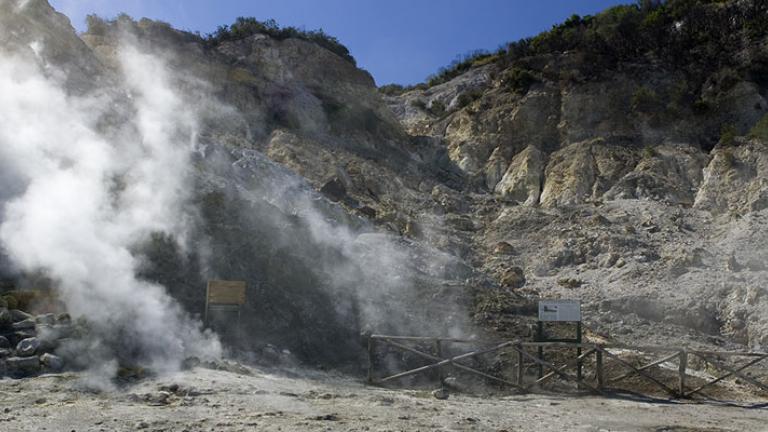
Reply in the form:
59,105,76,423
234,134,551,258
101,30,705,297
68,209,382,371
85,14,109,36
720,123,738,146
418,0,768,93
378,84,406,96
692,99,710,115
426,48,506,87
206,17,355,65
721,148,735,168
502,67,538,94
1,295,18,310
409,99,427,110
456,90,483,108
748,114,768,141
642,145,657,159
428,100,446,117
717,68,741,93
631,86,660,112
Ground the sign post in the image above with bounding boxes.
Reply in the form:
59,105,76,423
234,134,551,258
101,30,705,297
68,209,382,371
536,299,582,382
205,280,246,336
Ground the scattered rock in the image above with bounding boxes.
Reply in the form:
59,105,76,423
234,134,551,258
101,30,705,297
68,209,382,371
40,353,64,371
726,253,742,272
6,356,41,376
493,241,516,255
357,205,377,218
557,278,583,289
36,313,55,326
432,388,449,400
500,267,526,288
0,309,11,329
181,357,201,370
16,338,40,357
9,310,33,323
12,318,36,330
309,414,339,421
319,177,347,202
14,329,36,340
599,253,620,268
144,391,172,406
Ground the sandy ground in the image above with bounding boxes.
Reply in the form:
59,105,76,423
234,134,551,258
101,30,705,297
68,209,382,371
2,366,768,432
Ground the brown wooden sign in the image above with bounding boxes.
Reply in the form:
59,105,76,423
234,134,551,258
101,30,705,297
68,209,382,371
206,280,246,305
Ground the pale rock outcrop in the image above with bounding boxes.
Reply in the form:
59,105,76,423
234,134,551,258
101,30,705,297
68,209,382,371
539,139,638,207
0,0,105,93
694,138,768,215
494,146,545,205
604,144,709,205
442,87,559,178
484,146,507,191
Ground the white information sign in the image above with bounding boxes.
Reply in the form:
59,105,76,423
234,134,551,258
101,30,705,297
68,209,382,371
538,299,581,322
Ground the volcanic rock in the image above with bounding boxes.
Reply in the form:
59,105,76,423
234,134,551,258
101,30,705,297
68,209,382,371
319,177,347,202
40,353,64,371
16,338,41,357
6,356,41,376
500,267,526,289
35,314,55,326
432,388,449,400
12,319,36,331
9,310,33,323
0,309,12,329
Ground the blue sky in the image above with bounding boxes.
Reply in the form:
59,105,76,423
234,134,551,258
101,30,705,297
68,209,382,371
50,0,628,86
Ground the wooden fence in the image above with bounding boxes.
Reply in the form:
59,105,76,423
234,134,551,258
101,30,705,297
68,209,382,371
367,335,768,400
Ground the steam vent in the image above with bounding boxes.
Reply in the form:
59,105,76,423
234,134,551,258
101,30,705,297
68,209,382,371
3,0,768,430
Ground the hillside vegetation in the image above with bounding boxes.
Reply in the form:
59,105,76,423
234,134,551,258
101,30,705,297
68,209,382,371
385,0,768,92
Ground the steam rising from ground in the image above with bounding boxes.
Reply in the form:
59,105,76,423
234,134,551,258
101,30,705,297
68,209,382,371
0,3,476,376
0,41,221,375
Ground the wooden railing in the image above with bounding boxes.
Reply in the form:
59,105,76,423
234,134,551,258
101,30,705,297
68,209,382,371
367,335,768,400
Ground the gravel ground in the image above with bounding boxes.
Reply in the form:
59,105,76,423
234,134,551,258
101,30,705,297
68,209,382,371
2,366,768,432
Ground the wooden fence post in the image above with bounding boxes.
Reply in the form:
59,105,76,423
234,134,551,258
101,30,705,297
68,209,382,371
434,339,445,387
596,349,604,390
678,350,687,397
576,322,583,389
517,343,525,388
367,336,375,384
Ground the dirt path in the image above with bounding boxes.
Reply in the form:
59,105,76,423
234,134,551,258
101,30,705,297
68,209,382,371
1,367,767,432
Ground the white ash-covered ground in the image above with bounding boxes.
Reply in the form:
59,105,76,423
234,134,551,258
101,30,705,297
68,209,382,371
2,366,767,432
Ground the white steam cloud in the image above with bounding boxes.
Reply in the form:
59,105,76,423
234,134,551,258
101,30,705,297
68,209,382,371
0,42,221,373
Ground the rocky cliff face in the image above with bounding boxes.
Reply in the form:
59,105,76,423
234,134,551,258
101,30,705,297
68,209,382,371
381,0,768,350
4,0,768,370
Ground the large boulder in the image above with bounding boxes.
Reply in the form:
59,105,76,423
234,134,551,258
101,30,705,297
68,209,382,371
9,310,33,323
540,139,638,207
16,338,40,357
40,353,63,371
12,318,36,330
604,143,708,205
6,356,40,377
494,146,545,205
694,138,768,215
